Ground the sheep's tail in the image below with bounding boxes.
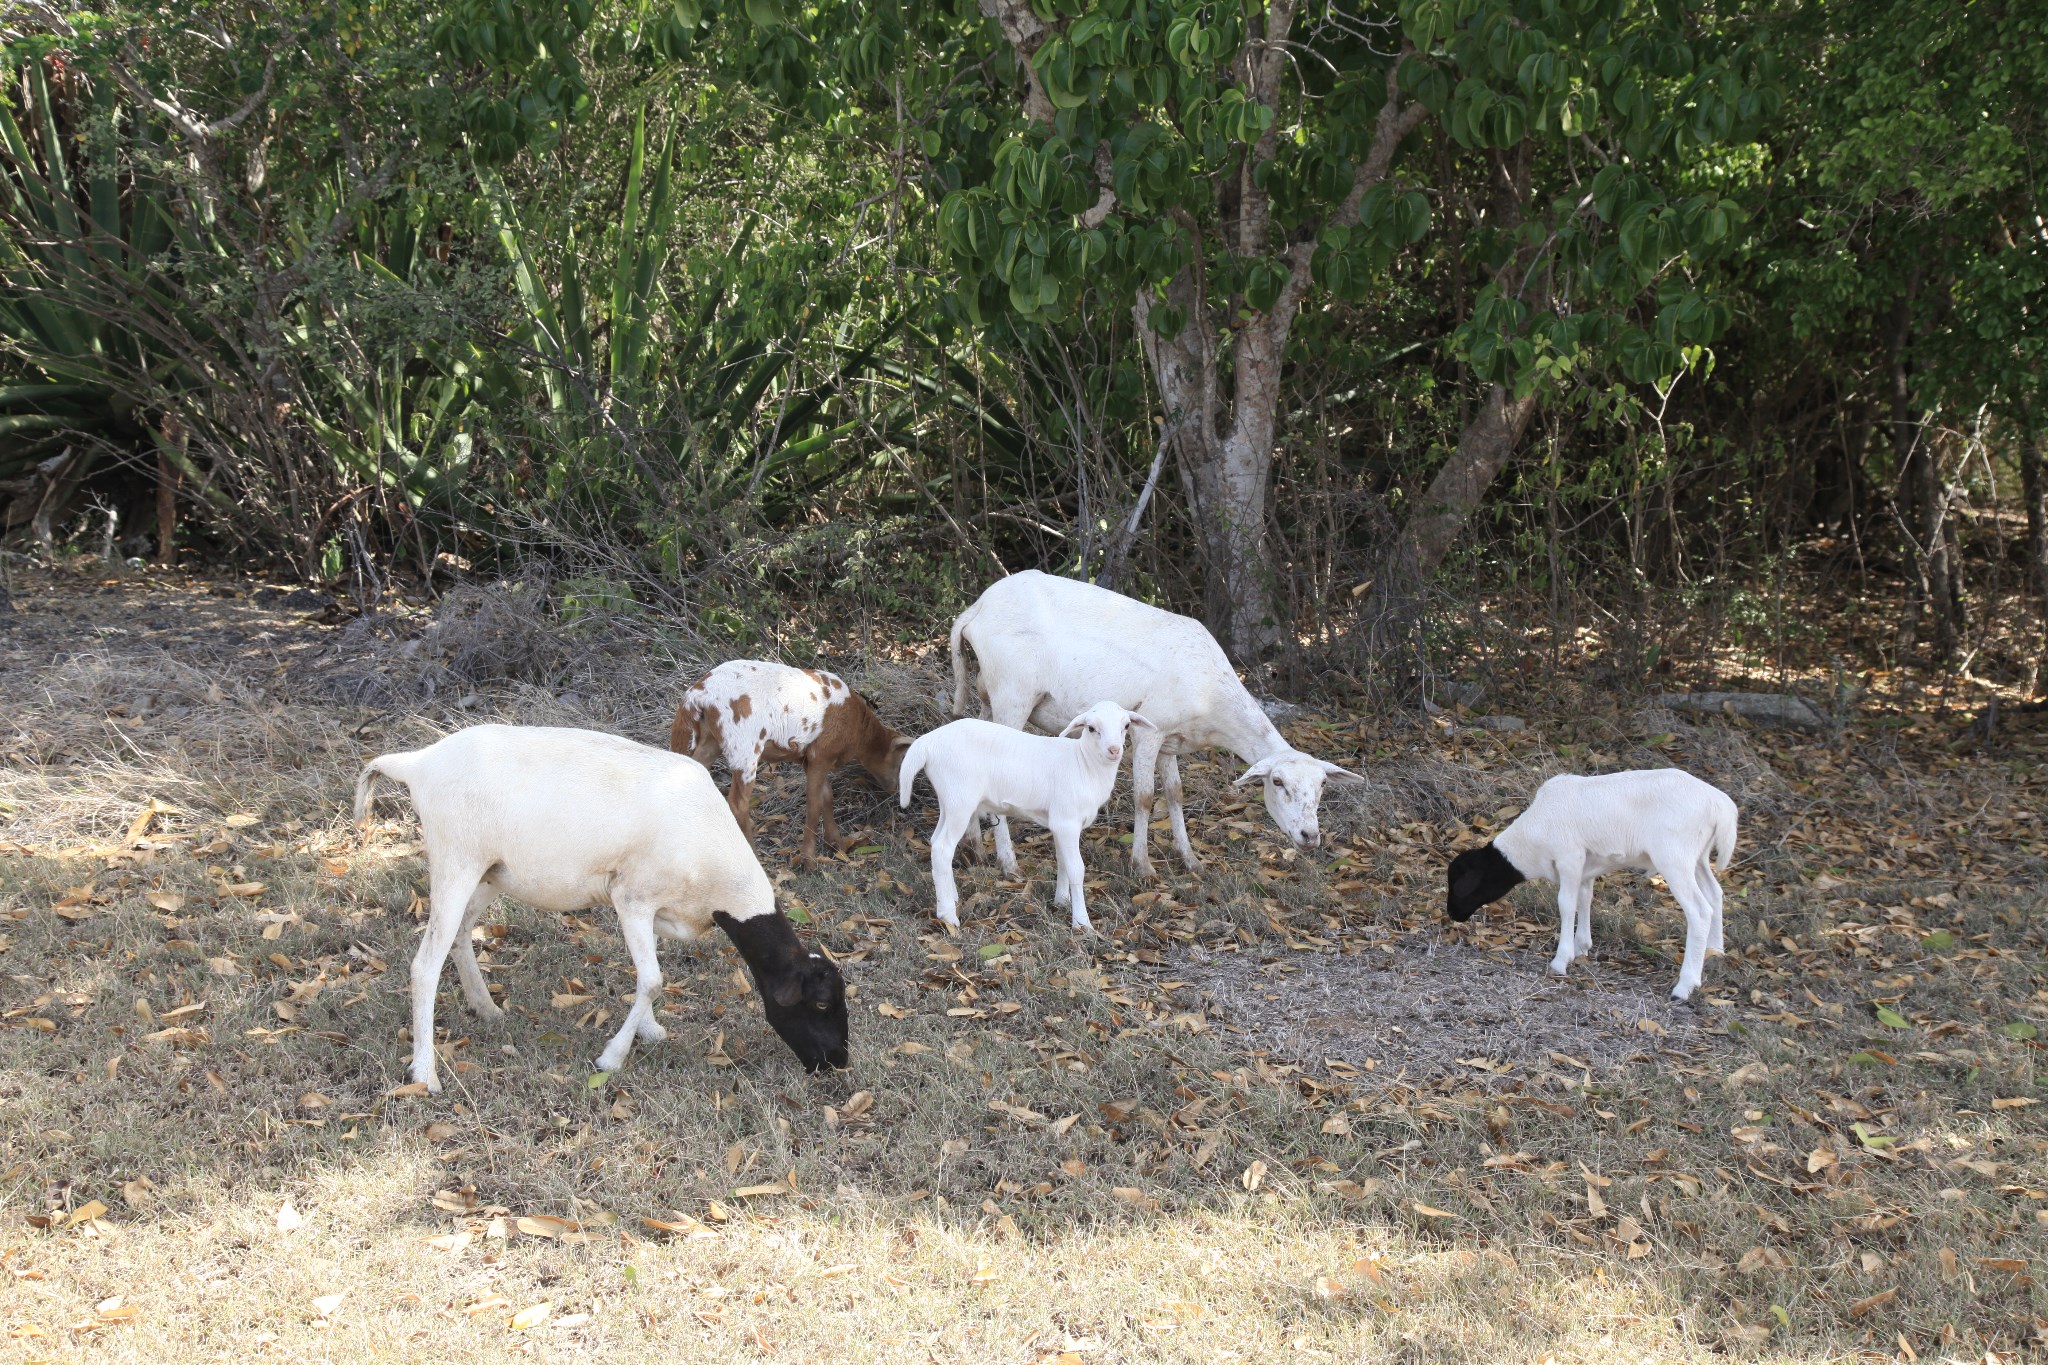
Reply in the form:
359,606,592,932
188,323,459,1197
1710,798,1738,873
947,601,979,717
897,734,930,808
353,756,396,825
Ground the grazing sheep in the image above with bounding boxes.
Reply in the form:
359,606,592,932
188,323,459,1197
1445,768,1739,1001
353,724,848,1090
949,570,1363,879
897,701,1154,932
670,660,911,867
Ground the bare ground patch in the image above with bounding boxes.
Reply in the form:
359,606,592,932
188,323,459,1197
3,560,2047,1362
1182,930,1721,1086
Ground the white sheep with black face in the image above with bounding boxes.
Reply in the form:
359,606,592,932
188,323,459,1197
948,571,1364,879
897,701,1153,932
353,724,849,1090
1446,767,1739,1001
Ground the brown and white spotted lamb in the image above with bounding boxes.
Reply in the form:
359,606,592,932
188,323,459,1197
670,659,912,867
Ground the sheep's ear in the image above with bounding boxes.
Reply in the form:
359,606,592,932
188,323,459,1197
1318,760,1366,785
1234,757,1278,787
770,975,805,1008
1059,716,1089,739
890,734,914,753
1127,712,1158,731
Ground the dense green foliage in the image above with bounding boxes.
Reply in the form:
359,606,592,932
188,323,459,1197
0,0,2042,681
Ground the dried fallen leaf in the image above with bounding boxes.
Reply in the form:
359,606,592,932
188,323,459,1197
275,1201,305,1233
145,891,185,914
311,1291,346,1319
1991,1097,2036,1110
515,1215,576,1238
508,1302,553,1331
1240,1160,1267,1192
423,1231,473,1252
1411,1202,1457,1219
223,814,261,829
65,1200,109,1228
1848,1286,1897,1317
1807,1147,1836,1173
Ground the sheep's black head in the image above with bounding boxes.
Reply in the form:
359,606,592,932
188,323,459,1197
1446,843,1525,922
714,911,851,1072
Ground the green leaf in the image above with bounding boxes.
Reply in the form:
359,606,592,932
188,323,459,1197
586,1071,611,1089
1919,930,1954,952
977,944,1007,961
849,844,885,856
2000,1020,2038,1041
1872,1004,1910,1029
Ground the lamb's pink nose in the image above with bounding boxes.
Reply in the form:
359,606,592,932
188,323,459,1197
1108,745,1122,760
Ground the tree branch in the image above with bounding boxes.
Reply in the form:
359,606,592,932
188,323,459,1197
976,0,1055,124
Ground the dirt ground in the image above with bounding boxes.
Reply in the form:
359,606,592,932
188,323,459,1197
1,556,2044,1363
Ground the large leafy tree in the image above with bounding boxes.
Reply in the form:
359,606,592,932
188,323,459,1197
1766,0,2048,657
794,0,1775,659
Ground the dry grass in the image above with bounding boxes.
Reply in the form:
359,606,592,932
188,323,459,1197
2,559,2045,1363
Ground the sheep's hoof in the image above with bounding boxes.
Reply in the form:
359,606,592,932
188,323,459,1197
411,1065,443,1094
636,1020,668,1044
473,1000,506,1021
596,1049,631,1073
1547,961,1571,978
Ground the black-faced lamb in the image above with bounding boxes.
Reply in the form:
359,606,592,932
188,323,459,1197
1445,768,1738,1001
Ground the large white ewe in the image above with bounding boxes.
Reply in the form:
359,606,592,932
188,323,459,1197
949,571,1362,878
1445,768,1739,1001
354,724,848,1091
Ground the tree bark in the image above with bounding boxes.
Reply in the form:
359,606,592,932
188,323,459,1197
1375,383,1540,605
2020,423,2048,674
975,0,1422,659
156,413,185,566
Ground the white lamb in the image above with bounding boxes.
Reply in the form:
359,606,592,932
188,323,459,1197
949,570,1363,880
1445,768,1739,1001
353,724,848,1091
897,701,1153,931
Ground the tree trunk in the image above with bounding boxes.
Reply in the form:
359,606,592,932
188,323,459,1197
2020,424,2048,677
1369,383,1540,617
156,414,185,567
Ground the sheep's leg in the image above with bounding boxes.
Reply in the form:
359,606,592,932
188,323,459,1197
1573,876,1595,956
448,879,505,1019
797,759,836,869
1548,861,1585,977
817,767,843,851
1128,726,1166,881
1656,853,1715,1001
1050,820,1093,932
991,815,1020,880
982,691,1037,880
928,806,973,928
598,902,666,1071
409,862,487,1092
725,771,757,846
1698,859,1726,956
1162,749,1198,873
